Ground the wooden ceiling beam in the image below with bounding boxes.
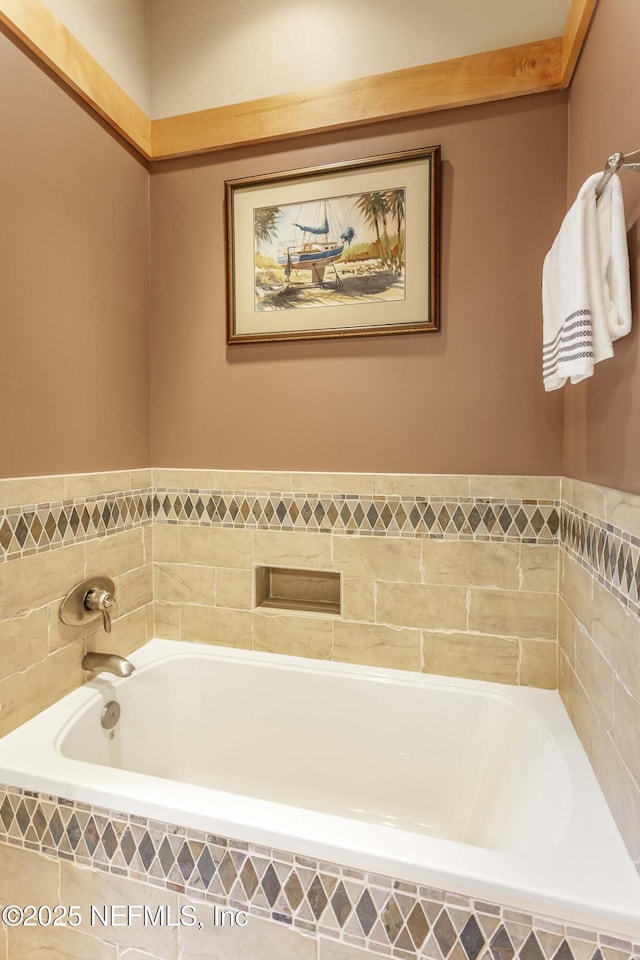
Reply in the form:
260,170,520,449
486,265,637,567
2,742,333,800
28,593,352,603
151,38,563,160
561,0,599,86
0,0,598,161
0,0,152,157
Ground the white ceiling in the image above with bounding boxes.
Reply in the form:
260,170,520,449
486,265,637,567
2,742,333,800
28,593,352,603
39,0,572,119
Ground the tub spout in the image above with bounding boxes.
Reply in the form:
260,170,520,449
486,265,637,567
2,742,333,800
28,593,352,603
82,652,135,678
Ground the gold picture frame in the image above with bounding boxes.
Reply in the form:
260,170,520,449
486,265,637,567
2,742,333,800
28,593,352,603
225,146,440,344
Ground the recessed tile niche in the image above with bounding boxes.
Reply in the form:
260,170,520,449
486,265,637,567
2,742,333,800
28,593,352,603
255,565,341,616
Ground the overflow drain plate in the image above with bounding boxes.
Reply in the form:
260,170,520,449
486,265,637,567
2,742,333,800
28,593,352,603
101,701,121,730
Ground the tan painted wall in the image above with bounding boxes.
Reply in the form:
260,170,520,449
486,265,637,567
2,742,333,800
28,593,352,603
149,94,567,475
0,29,151,479
564,0,640,494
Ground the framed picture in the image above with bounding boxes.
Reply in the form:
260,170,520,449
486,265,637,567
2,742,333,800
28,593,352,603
225,146,440,344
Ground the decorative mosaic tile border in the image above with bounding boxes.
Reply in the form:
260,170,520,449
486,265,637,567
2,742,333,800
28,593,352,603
561,503,640,619
0,489,153,562
153,488,561,543
0,786,636,960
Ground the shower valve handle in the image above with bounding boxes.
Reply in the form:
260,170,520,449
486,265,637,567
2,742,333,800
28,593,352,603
84,588,115,633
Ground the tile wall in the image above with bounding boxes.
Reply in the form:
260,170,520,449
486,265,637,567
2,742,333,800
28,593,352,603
152,470,560,689
1,467,640,957
0,470,153,738
0,784,638,960
558,478,640,869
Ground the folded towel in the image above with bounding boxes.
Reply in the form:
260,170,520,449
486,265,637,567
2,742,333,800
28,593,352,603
542,172,631,391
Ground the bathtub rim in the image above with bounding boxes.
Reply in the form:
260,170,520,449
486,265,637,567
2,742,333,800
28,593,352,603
0,638,638,940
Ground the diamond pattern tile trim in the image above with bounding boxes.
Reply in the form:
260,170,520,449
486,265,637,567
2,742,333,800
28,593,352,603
561,502,640,619
153,487,560,544
0,786,637,960
0,489,153,562
0,484,560,563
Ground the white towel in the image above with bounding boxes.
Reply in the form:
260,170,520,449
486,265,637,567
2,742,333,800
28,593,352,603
542,172,631,391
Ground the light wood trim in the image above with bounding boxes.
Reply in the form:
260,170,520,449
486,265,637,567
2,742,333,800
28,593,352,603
2,0,589,162
561,0,598,86
0,0,151,158
152,38,562,159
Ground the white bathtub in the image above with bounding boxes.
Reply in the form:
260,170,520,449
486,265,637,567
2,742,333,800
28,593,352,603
0,639,639,937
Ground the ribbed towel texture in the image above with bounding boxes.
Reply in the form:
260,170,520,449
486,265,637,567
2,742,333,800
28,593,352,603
542,172,631,391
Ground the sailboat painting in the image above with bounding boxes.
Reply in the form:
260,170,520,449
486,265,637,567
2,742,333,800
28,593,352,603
253,189,406,310
226,147,440,344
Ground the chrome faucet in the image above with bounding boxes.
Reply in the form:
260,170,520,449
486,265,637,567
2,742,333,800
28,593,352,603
82,652,135,678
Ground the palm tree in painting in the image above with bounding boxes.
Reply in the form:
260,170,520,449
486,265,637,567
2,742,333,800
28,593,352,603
254,206,281,250
355,191,392,266
386,189,405,274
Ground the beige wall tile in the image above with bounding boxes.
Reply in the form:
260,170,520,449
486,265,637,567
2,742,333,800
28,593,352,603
469,476,560,500
591,580,640,702
342,578,375,622
575,627,615,732
0,474,65,508
154,602,181,640
377,582,467,631
0,844,58,907
585,701,640,865
48,599,100,653
153,523,180,563
88,607,148,660
153,468,215,489
375,474,470,497
154,562,215,606
180,526,252,569
422,632,519,684
60,859,179,954
0,608,48,679
214,470,292,492
519,544,559,593
557,599,576,666
253,529,332,569
143,523,153,564
181,605,252,649
320,941,373,960
216,568,253,609
0,543,84,621
333,620,420,671
0,639,84,736
85,528,145,579
120,951,173,960
558,654,640,868
8,924,118,960
559,654,590,751
254,611,332,659
421,540,519,589
469,589,557,640
519,640,557,688
613,681,640,788
570,480,606,520
604,487,640,538
64,471,134,500
561,553,593,633
130,468,152,490
333,535,421,582
118,564,153,614
292,472,375,495
560,476,572,504
181,902,315,960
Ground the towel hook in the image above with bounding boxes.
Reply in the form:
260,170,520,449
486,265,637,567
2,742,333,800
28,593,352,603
595,149,640,199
